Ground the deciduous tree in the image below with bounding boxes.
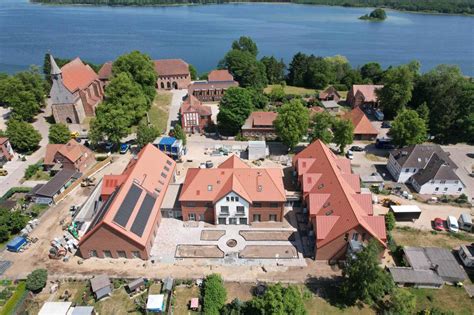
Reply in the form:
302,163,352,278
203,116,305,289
203,274,227,315
332,118,354,153
360,62,384,84
26,269,48,293
274,99,309,149
231,36,258,57
261,56,286,84
172,123,187,146
217,87,253,136
220,49,267,90
48,123,71,144
390,109,427,147
310,111,334,144
247,283,307,315
136,122,159,148
387,288,416,315
6,119,42,153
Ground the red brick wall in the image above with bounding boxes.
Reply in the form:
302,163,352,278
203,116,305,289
157,75,191,90
249,202,284,222
181,201,215,223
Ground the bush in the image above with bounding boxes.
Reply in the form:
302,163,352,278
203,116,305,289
234,133,248,142
455,193,468,204
24,163,41,179
385,211,396,231
25,269,48,293
203,274,227,315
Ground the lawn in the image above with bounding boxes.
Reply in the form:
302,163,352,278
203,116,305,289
93,287,141,315
264,84,317,96
392,226,474,249
172,285,200,315
409,286,474,315
147,91,172,134
303,296,375,315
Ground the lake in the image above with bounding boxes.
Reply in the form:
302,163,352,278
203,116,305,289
0,0,473,75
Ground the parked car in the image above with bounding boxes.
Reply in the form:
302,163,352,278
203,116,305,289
205,160,214,168
458,213,473,232
105,142,114,152
0,169,7,176
447,216,460,233
375,110,384,121
120,143,130,154
350,146,364,152
375,138,395,150
345,150,354,160
433,218,446,231
381,121,392,128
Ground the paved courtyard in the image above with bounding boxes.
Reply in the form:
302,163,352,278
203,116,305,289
150,215,306,267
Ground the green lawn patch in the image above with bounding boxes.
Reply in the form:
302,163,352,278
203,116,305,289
265,84,317,96
147,91,172,134
172,285,201,315
1,282,27,315
409,286,474,315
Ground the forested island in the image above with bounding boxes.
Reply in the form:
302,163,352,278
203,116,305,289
359,8,387,21
30,0,474,15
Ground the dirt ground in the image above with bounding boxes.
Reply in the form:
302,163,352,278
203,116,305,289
224,282,254,303
175,245,224,258
239,245,298,259
200,230,226,241
240,230,295,241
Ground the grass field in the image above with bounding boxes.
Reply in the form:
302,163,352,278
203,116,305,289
264,84,317,96
173,285,200,315
94,287,140,315
0,282,26,315
392,226,474,249
409,286,474,315
148,91,172,134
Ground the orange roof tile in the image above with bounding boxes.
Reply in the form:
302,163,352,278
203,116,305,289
61,58,99,92
351,85,383,103
44,140,92,166
180,155,285,203
180,95,212,116
208,69,235,82
98,61,112,80
154,59,189,76
247,112,278,127
343,107,378,136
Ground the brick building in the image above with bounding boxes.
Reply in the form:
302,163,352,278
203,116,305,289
43,139,95,173
343,107,378,140
188,70,238,102
293,140,386,261
154,59,191,90
347,84,383,108
179,155,286,225
78,144,176,260
180,95,212,134
318,86,341,102
50,55,104,124
241,111,278,140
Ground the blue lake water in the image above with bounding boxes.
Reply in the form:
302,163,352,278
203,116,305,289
0,0,473,75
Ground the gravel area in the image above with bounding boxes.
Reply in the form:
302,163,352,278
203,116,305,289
240,230,295,241
239,245,298,259
200,230,226,241
175,245,224,258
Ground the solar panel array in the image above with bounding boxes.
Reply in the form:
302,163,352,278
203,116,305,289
130,193,156,237
113,184,142,227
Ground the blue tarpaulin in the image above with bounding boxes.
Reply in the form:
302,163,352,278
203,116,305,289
7,236,27,252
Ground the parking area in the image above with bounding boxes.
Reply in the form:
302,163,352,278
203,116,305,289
442,144,474,202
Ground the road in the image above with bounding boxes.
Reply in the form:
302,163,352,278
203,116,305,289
0,104,50,196
166,89,187,132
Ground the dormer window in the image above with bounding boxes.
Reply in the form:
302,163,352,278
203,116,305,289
257,185,263,192
325,210,333,216
208,185,213,191
318,183,324,189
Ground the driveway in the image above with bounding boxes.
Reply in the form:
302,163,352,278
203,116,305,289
166,89,187,132
442,144,474,202
0,103,50,196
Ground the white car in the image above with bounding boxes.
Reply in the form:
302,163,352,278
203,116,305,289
345,150,354,160
447,216,459,233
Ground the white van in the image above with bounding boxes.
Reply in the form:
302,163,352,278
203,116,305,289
447,216,459,233
458,213,473,232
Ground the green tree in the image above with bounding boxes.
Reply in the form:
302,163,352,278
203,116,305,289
274,99,310,150
203,274,227,315
310,111,334,143
231,36,258,57
360,62,384,84
8,211,29,234
377,64,418,119
247,283,307,315
220,49,267,90
248,88,268,110
136,122,159,148
217,87,253,136
416,101,430,126
269,85,286,103
387,288,416,315
26,269,48,293
24,163,41,179
173,123,187,146
112,51,157,104
341,240,394,306
6,120,42,153
390,109,427,147
0,226,9,243
385,211,396,232
189,64,198,80
287,52,309,87
9,90,40,122
304,57,333,89
48,123,71,144
360,8,387,20
261,56,286,84
332,118,354,153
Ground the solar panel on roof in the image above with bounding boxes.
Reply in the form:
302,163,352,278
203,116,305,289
130,193,156,237
113,184,142,227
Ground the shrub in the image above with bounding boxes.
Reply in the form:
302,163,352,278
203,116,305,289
25,269,48,293
24,163,41,180
455,193,468,204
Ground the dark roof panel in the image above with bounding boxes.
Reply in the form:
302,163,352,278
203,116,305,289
35,169,81,198
130,193,156,237
113,184,142,227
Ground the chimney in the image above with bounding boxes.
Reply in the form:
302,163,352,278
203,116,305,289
256,171,263,192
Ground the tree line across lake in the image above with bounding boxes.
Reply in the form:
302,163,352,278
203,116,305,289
31,0,474,15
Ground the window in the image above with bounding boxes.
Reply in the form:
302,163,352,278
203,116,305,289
131,251,141,259
435,187,439,191
186,202,196,207
344,233,349,241
205,202,212,208
270,203,278,208
188,213,196,221
231,197,234,201
454,180,459,184
229,218,237,225
240,218,248,225
444,187,448,191
235,196,239,202
236,206,245,214
164,166,170,172
362,233,366,241
161,172,167,178
226,197,230,201
103,250,112,258
218,218,226,224
405,169,410,173
352,233,359,241
89,250,98,258
220,206,229,214
458,187,462,192
117,251,127,258
269,214,277,221
253,203,262,208
208,185,213,191
440,180,446,184
253,214,261,222
199,214,205,221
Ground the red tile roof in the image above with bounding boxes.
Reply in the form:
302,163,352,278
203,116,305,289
208,69,235,82
180,155,285,203
61,58,99,92
44,140,92,166
79,144,176,249
244,111,278,128
351,85,383,103
318,86,341,99
180,95,212,116
294,140,386,249
343,107,378,136
154,59,189,76
98,61,112,80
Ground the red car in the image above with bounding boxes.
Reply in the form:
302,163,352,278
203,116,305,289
433,218,446,231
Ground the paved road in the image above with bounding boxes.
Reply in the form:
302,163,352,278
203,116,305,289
166,89,187,132
0,104,50,196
